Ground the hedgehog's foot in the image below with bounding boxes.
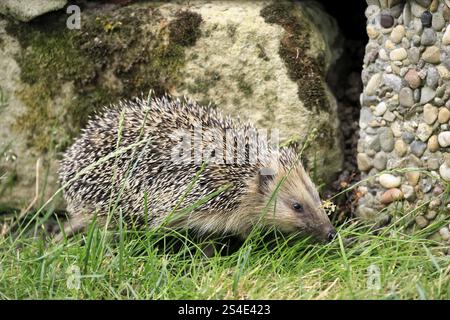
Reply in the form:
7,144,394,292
54,215,88,242
200,242,217,258
199,235,244,258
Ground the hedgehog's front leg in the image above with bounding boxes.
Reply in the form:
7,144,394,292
54,214,89,242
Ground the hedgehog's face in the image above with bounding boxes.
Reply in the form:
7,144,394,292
258,151,336,243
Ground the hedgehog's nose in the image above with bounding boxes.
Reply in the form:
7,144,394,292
326,228,337,242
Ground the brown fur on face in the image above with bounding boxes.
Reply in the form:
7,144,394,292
237,148,336,242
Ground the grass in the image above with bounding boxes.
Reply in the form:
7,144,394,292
0,214,449,300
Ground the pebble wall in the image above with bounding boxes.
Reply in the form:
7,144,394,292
357,0,450,245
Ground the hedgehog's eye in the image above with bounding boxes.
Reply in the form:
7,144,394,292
292,202,303,212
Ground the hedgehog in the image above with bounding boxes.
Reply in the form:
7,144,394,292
57,95,337,243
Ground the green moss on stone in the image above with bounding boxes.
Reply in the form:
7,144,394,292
185,70,221,95
6,5,203,154
236,75,253,97
169,10,203,47
260,2,329,112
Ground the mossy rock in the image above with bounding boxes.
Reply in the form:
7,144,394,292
0,1,343,209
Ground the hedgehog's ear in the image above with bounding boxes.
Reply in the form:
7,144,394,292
258,167,276,193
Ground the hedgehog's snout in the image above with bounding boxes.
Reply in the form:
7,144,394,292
325,227,337,243
311,221,337,243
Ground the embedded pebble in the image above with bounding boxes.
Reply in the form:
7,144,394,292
367,25,380,39
390,48,408,61
443,25,450,45
381,188,403,204
402,131,415,143
415,0,432,7
365,73,382,95
423,104,438,124
401,184,415,201
412,1,426,17
395,139,408,156
365,5,380,19
391,122,402,137
425,210,437,220
439,228,450,241
380,13,395,28
408,47,421,63
383,110,396,122
439,163,450,181
438,108,450,123
368,135,381,152
421,10,433,28
421,28,436,45
383,74,402,92
406,171,420,186
399,87,414,106
360,107,374,129
415,216,429,229
379,127,395,151
438,131,450,147
404,69,421,88
429,198,441,209
411,140,427,157
422,46,441,64
428,135,439,152
432,12,445,31
374,102,387,116
437,65,450,80
416,123,433,142
421,178,433,193
357,153,373,171
379,174,402,188
420,87,436,104
426,67,439,89
430,0,439,12
444,3,450,20
374,152,387,170
427,157,440,170
390,25,405,43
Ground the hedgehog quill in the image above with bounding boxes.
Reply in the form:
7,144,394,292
58,95,337,243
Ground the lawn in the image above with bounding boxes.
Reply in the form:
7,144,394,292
0,209,449,299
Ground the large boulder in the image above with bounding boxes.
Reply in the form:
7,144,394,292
0,0,343,210
0,0,67,22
